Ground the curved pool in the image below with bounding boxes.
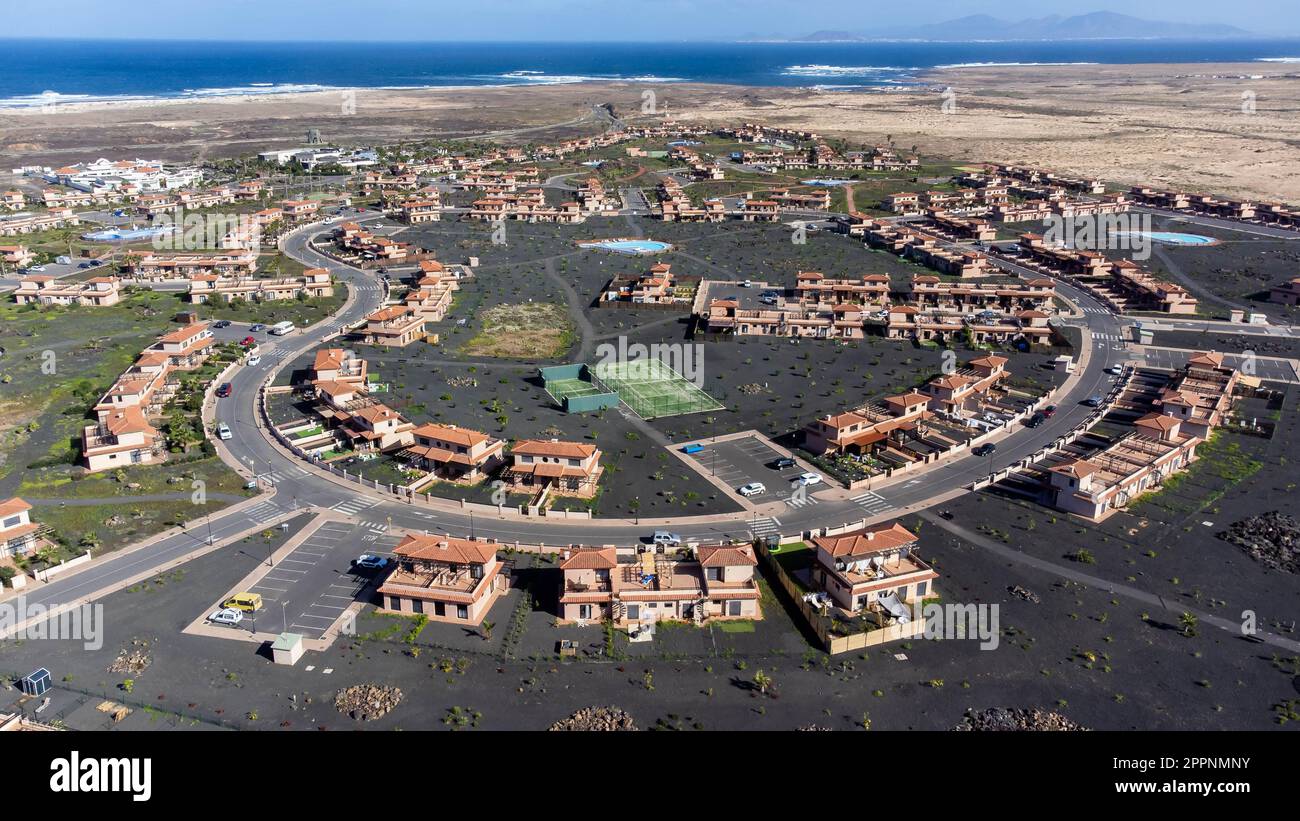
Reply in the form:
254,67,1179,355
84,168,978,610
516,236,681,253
1114,231,1218,246
579,238,673,255
801,179,853,187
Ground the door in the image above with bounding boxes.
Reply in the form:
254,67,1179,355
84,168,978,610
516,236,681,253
728,600,743,617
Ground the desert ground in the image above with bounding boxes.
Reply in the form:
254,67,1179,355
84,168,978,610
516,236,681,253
2,62,1298,202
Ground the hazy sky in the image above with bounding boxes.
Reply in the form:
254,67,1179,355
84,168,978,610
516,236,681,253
5,0,1297,41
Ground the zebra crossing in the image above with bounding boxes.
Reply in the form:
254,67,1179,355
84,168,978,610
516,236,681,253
749,517,781,540
261,348,296,361
785,492,820,509
255,466,310,485
242,499,284,524
329,497,380,517
850,491,894,517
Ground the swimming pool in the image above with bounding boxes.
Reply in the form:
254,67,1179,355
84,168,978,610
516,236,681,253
579,238,673,255
1114,231,1218,246
801,179,853,187
82,225,176,242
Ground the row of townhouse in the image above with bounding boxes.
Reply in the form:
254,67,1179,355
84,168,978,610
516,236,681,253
804,355,1010,457
359,171,420,194
13,275,122,307
988,163,1106,196
655,178,725,222
0,207,80,236
466,190,585,224
668,146,725,181
770,187,831,211
185,268,334,303
82,321,215,472
862,220,992,277
575,177,621,214
1128,187,1259,221
601,263,696,306
2,190,27,210
558,543,760,627
122,249,259,280
133,185,239,217
1049,352,1239,521
1011,233,1198,314
697,274,1054,343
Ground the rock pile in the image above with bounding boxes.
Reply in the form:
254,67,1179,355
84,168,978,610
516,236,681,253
335,684,403,720
1008,585,1041,603
954,707,1087,732
1218,511,1300,574
108,640,152,674
548,706,637,731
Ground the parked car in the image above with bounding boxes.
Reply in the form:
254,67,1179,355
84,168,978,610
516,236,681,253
796,472,823,486
240,336,255,347
216,423,232,440
972,443,997,457
215,382,232,398
1025,412,1046,428
246,355,261,366
249,323,267,333
212,319,232,329
1042,404,1057,418
1105,365,1124,376
651,531,682,547
352,554,389,571
28,264,46,272
221,592,263,612
768,456,796,470
207,608,244,627
738,482,766,497
1083,394,1103,407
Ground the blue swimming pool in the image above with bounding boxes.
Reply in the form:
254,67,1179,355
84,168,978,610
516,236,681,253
801,179,853,186
1115,231,1218,246
579,238,673,255
82,225,176,242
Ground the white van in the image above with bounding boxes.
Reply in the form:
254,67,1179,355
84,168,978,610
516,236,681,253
268,321,296,336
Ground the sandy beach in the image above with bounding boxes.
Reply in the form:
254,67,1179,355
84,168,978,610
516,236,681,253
2,62,1298,202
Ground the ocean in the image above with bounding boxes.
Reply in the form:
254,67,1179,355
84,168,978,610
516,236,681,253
3,37,1300,107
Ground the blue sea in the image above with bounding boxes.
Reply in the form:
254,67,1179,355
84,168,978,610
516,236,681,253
3,38,1300,107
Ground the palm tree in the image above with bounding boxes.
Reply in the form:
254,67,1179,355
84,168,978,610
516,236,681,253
480,620,495,641
753,669,773,696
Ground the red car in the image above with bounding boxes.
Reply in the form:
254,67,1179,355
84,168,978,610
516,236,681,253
215,383,232,398
1042,404,1057,418
240,336,255,347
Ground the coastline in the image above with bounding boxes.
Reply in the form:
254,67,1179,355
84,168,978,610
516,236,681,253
2,62,1298,201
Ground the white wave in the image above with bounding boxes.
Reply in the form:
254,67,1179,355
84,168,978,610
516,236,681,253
1257,57,1300,63
782,64,917,77
935,61,1100,68
492,71,683,85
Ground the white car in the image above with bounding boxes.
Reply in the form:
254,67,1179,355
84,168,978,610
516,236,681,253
1105,365,1123,375
738,482,766,497
216,423,233,441
246,355,262,366
796,472,824,486
208,608,244,626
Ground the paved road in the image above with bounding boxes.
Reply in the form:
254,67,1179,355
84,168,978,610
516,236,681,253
17,211,1129,618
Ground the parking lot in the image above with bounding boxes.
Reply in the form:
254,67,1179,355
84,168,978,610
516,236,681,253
682,434,809,504
1141,346,1298,383
217,519,401,640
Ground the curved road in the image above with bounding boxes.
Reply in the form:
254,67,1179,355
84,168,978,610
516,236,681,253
12,210,1128,624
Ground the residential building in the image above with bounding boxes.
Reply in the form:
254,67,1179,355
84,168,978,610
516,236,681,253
558,543,761,627
809,522,938,614
402,423,505,482
0,498,50,558
376,534,508,624
13,275,122,307
505,439,603,497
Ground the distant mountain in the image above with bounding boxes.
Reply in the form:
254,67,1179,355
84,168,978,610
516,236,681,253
768,12,1254,42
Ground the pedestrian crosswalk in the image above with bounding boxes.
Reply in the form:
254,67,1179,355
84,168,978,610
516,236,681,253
851,491,894,517
330,497,380,516
255,466,309,485
262,348,295,361
243,500,283,524
785,493,820,509
750,517,781,540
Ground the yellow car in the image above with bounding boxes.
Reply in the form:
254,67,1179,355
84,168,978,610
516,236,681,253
222,592,263,612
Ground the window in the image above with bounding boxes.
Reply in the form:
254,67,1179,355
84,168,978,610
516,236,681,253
456,604,468,620
388,596,401,610
578,604,591,620
917,581,928,596
706,567,722,581
1,516,20,530
412,599,423,615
